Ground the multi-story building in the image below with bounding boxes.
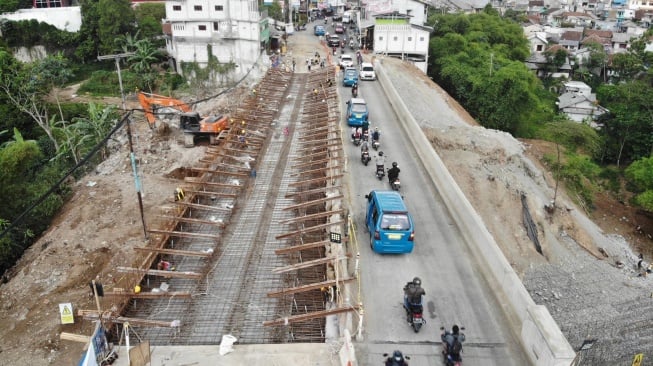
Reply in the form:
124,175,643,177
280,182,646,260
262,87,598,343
163,0,263,81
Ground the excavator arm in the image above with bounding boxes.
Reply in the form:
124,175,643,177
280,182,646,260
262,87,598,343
138,92,193,128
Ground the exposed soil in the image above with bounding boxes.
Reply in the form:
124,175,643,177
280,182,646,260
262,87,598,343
0,57,651,366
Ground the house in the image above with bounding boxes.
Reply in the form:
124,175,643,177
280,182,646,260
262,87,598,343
557,81,608,125
559,30,583,51
611,32,635,53
0,1,81,31
163,0,262,81
368,11,432,73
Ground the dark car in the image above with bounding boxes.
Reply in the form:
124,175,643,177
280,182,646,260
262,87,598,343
333,13,343,21
334,23,345,34
327,35,340,47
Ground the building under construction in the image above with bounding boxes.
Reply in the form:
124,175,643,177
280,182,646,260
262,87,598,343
81,66,358,347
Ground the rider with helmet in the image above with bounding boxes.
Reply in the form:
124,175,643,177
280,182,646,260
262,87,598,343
388,162,400,184
375,151,386,175
352,82,359,97
371,127,380,142
403,277,425,316
385,350,409,366
442,325,466,362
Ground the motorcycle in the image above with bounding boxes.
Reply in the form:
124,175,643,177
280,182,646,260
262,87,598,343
404,302,424,333
352,86,358,98
375,164,385,180
361,150,370,165
441,326,465,366
389,176,401,191
383,351,410,366
353,136,361,146
372,139,380,150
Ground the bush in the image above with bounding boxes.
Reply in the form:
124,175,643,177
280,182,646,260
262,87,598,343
544,151,601,209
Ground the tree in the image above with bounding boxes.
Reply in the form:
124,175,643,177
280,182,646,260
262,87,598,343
75,0,101,61
97,0,136,55
0,54,74,153
128,39,163,73
625,157,653,212
134,3,166,41
611,52,644,82
265,2,283,21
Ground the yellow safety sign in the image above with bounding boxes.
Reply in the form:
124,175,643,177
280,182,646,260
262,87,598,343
59,303,74,324
632,353,643,366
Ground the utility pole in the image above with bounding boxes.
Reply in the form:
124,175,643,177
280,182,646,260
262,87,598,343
97,52,135,111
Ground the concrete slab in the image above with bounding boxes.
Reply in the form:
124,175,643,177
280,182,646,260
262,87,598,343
113,343,341,366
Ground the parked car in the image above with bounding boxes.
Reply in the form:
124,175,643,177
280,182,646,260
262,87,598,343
334,23,345,34
333,13,343,21
314,25,326,36
359,62,376,81
343,67,359,87
339,54,354,68
327,35,340,47
346,97,368,126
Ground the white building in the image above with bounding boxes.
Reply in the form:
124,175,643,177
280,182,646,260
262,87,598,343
163,0,262,80
370,12,431,73
0,6,81,32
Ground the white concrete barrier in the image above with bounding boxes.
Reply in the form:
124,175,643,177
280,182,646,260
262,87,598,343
375,61,575,366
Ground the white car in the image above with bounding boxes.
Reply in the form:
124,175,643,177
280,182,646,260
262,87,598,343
339,54,354,68
359,62,376,81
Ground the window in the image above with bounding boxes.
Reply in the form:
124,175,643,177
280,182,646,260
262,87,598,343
215,5,224,10
379,36,384,41
199,25,207,30
173,5,181,11
393,36,398,41
213,22,219,31
194,5,203,11
536,44,543,51
408,36,412,41
419,37,424,41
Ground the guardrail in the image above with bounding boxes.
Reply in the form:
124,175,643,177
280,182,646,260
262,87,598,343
374,59,576,366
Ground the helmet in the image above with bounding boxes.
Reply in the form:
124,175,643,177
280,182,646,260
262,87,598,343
392,350,404,361
375,127,379,131
413,277,421,286
452,324,460,334
378,151,384,156
392,162,398,167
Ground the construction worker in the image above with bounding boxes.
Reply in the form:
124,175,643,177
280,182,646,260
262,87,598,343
175,187,185,201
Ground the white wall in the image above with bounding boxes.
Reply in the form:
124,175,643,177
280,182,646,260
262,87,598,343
373,25,429,55
0,6,81,32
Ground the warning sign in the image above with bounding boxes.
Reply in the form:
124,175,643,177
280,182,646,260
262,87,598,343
632,353,643,366
59,303,74,324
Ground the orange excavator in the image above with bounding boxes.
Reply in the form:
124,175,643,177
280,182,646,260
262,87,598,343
137,92,230,147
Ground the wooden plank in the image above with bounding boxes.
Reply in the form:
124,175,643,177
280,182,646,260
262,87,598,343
188,168,250,177
272,255,348,273
60,332,91,343
116,267,203,279
147,229,220,239
288,175,343,187
157,215,227,227
263,306,359,326
184,178,244,189
297,137,341,147
292,158,336,168
283,195,343,211
78,312,180,328
103,291,192,299
182,190,238,198
285,186,342,198
279,209,345,224
291,149,340,161
133,246,214,257
290,166,335,177
275,220,345,239
295,142,342,153
274,240,330,254
174,201,233,213
267,277,355,297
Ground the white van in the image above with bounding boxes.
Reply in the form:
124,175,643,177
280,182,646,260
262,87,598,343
359,62,376,81
342,11,352,24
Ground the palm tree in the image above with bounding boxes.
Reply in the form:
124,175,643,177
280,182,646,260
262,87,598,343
128,39,163,73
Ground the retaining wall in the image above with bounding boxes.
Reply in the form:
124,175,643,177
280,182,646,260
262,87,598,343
375,60,576,366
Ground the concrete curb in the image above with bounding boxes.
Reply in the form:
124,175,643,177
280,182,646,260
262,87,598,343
374,60,575,366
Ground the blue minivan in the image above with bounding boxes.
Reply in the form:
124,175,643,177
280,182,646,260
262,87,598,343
346,98,368,127
365,190,415,253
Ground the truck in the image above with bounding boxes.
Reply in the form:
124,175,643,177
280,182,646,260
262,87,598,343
137,92,230,147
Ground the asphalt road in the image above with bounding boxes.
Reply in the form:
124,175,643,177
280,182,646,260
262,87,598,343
339,64,531,366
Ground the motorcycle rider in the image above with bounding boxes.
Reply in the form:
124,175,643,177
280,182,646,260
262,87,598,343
403,277,425,321
360,139,369,155
352,82,358,97
375,151,386,176
371,127,380,142
385,350,409,366
442,325,465,362
388,162,400,184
